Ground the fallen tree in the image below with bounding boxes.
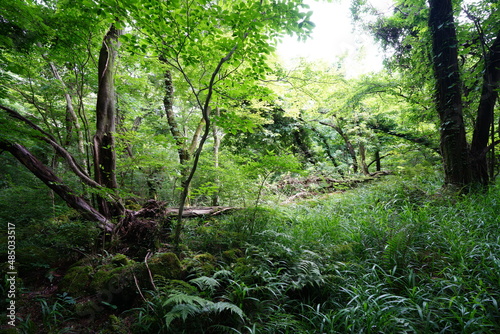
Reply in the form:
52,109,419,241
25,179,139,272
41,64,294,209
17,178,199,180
0,137,238,232
0,140,114,232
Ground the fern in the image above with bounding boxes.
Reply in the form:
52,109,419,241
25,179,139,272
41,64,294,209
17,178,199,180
287,259,325,291
165,303,199,326
255,230,293,241
163,292,245,328
213,269,234,280
190,276,221,293
383,228,411,268
164,293,209,307
201,301,245,319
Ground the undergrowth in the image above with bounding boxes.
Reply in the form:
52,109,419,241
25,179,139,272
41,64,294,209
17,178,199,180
5,173,500,333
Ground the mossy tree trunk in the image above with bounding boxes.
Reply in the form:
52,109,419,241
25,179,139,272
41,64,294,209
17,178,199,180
93,24,123,218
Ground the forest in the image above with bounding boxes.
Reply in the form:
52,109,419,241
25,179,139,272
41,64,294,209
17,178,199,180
1,0,500,332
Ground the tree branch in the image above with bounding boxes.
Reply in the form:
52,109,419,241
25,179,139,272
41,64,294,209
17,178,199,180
1,105,101,188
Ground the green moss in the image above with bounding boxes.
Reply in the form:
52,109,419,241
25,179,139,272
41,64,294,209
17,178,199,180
98,315,129,334
90,267,117,293
194,253,216,262
89,262,145,309
61,253,183,310
110,254,131,266
60,265,93,295
124,199,142,211
222,248,244,263
157,278,198,295
184,253,218,276
75,300,99,318
147,252,183,279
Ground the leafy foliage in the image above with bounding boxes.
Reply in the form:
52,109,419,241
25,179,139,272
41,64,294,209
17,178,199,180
2,0,500,332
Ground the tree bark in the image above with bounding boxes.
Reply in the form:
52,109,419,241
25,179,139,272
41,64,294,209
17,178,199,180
164,70,190,166
375,149,381,172
359,143,369,175
428,0,471,187
189,118,205,157
0,141,113,232
470,30,500,184
212,107,221,206
93,24,122,217
44,58,85,156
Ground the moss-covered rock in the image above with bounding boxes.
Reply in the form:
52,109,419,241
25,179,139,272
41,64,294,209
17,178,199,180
89,263,145,309
74,300,100,319
90,266,119,293
110,253,131,266
98,315,129,334
61,252,183,310
147,252,183,279
60,265,93,295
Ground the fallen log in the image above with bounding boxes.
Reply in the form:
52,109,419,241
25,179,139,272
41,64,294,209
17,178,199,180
115,202,241,255
133,200,240,219
165,206,239,217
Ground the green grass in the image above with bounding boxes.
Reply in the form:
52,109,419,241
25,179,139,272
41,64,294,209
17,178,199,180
9,173,500,333
196,174,500,333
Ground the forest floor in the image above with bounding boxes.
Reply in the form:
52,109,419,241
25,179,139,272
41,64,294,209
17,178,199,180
2,173,500,333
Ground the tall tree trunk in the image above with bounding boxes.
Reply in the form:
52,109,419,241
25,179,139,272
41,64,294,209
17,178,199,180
428,0,471,187
0,141,113,231
375,149,381,172
163,69,207,206
164,70,190,167
172,40,245,247
359,143,369,175
93,24,122,218
40,52,86,158
188,118,205,157
212,107,221,206
163,69,195,205
470,30,500,184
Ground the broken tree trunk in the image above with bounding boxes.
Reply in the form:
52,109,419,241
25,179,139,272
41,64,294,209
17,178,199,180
93,24,123,218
